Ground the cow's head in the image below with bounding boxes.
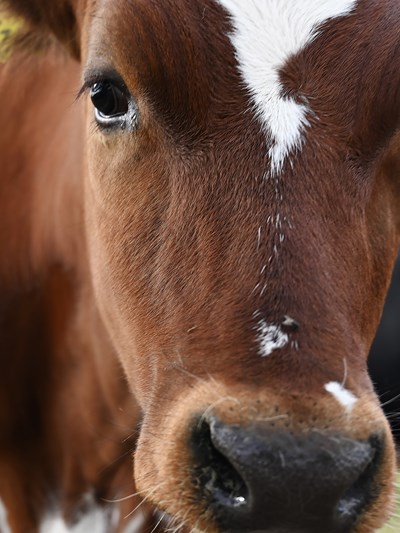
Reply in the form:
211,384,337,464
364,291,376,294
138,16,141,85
7,0,400,531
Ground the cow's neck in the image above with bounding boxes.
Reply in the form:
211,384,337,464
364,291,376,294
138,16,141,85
0,48,139,526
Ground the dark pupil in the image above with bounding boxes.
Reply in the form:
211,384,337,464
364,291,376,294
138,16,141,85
90,82,128,117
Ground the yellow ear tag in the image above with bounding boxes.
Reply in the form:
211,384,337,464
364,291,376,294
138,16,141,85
0,13,23,62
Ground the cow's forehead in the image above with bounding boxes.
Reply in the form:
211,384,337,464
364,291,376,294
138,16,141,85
216,0,358,174
85,0,362,168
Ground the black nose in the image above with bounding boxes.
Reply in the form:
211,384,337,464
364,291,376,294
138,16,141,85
191,418,382,533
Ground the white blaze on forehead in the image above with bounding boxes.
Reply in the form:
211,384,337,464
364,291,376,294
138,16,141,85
0,499,11,533
216,0,357,173
257,320,289,357
324,381,358,412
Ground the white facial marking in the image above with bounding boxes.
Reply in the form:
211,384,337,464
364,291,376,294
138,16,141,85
324,382,358,412
217,0,357,173
0,499,12,533
257,319,289,357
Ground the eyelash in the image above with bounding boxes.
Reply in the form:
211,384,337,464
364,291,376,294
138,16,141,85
77,74,138,131
77,77,126,97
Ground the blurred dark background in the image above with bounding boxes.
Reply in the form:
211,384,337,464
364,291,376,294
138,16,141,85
368,254,400,443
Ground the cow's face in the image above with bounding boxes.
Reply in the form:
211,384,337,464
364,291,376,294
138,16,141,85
4,0,397,529
78,0,400,531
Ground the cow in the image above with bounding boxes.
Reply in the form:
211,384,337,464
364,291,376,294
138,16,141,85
0,0,399,532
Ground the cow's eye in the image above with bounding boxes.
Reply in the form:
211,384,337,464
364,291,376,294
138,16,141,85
90,81,129,124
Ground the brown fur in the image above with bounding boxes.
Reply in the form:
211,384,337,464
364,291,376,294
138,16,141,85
1,0,399,531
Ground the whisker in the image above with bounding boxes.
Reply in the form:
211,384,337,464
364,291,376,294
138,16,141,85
197,396,241,428
102,491,141,504
341,357,348,387
149,512,167,533
124,484,162,520
381,393,400,408
170,363,212,386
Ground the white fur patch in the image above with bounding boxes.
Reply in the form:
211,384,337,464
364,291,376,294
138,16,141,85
40,516,77,533
0,499,12,533
40,499,115,533
324,381,358,412
257,320,289,357
217,0,357,173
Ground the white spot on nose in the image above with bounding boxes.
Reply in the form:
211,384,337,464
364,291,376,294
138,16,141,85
257,319,289,357
216,0,357,173
0,499,11,533
324,381,358,412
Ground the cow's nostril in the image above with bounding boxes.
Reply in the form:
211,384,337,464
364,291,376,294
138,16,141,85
191,418,248,509
335,434,383,522
190,415,383,533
